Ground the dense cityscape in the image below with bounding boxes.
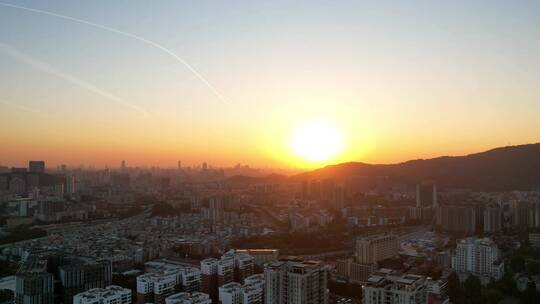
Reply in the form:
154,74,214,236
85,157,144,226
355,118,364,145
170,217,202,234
3,1,540,304
1,153,540,304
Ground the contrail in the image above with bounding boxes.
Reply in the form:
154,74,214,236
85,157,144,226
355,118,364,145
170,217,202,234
0,99,47,116
0,43,149,116
0,1,227,103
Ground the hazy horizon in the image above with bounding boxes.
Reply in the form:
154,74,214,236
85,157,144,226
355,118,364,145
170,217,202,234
2,0,540,169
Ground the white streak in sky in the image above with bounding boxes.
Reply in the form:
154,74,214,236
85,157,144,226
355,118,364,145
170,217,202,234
0,43,149,116
0,99,45,116
0,1,227,103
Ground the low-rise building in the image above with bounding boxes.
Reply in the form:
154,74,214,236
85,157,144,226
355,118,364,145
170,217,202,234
165,292,212,304
73,285,131,304
362,269,430,304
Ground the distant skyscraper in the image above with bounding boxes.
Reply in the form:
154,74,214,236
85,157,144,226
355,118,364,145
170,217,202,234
29,161,45,173
178,161,182,170
65,175,77,195
438,204,476,235
202,162,208,170
415,181,437,208
121,160,126,170
332,186,345,210
309,180,321,199
483,204,502,233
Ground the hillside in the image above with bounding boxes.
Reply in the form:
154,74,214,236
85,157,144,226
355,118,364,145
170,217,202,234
294,143,540,191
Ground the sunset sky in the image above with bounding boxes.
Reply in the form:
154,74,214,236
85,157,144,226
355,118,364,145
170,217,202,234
1,0,540,169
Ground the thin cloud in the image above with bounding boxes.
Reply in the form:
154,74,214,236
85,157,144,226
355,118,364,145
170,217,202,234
0,43,148,116
0,99,47,116
0,1,227,103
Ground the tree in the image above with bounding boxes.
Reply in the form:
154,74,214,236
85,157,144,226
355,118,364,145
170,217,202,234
482,289,503,304
520,282,538,304
447,272,464,303
464,275,482,303
510,254,526,273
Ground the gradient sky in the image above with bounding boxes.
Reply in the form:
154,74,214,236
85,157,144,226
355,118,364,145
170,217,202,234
1,0,540,169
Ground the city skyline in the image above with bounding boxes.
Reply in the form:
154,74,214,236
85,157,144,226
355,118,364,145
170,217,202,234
1,1,540,168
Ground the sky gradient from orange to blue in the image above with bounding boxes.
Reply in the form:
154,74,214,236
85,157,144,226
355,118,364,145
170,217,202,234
1,0,540,169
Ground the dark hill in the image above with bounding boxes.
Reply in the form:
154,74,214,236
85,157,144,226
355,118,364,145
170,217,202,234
293,143,540,191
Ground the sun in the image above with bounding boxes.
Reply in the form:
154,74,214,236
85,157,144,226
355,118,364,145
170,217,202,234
289,120,345,163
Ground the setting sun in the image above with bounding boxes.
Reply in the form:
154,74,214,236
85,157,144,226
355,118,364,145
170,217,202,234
289,121,345,163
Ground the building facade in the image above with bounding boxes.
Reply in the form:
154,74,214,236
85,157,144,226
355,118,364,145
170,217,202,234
73,285,131,304
264,260,328,304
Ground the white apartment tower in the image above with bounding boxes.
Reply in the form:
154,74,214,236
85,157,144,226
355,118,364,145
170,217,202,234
452,237,504,285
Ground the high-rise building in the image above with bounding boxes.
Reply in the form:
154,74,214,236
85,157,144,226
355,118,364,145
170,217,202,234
451,237,504,285
59,258,113,304
301,181,308,200
232,252,255,283
29,161,45,173
321,179,335,200
264,259,328,304
335,259,376,284
15,273,54,304
73,285,131,304
165,292,212,304
65,175,77,195
438,204,476,235
309,180,321,199
201,258,219,303
137,273,177,304
14,252,56,304
218,256,235,287
361,269,429,304
483,204,502,233
355,234,398,265
332,186,345,210
511,201,540,229
416,181,437,208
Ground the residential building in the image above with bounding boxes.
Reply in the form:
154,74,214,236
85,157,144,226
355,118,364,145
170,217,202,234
59,257,113,304
483,204,502,233
73,285,131,304
165,292,212,304
438,204,476,235
264,259,328,304
235,249,279,267
356,234,398,265
201,251,255,303
361,269,429,304
451,237,504,285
